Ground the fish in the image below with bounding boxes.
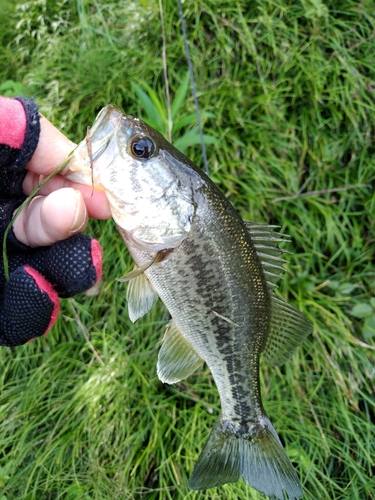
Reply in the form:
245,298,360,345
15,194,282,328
64,104,312,500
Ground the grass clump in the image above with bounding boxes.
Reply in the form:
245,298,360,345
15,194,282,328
0,1,374,499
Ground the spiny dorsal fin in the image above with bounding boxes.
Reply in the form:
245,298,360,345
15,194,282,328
245,222,291,289
125,268,158,323
157,320,203,384
262,294,312,366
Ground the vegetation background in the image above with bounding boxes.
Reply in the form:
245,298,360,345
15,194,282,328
0,0,374,499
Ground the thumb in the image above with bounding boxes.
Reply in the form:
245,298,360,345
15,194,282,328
13,188,88,247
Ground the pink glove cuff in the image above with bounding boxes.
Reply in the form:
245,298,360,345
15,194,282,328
0,96,27,149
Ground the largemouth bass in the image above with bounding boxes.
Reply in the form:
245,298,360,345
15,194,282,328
65,105,312,500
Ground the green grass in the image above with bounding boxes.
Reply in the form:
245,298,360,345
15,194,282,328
0,0,374,499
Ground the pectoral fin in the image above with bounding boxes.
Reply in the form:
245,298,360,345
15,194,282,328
117,257,157,282
262,294,312,365
117,249,173,283
124,269,158,323
157,320,203,384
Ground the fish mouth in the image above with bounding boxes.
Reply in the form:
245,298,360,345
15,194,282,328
63,106,125,186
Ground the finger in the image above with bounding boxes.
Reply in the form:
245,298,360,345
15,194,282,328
23,113,111,220
22,171,111,220
26,114,77,175
13,188,88,247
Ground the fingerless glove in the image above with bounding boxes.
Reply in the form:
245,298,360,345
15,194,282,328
0,96,102,346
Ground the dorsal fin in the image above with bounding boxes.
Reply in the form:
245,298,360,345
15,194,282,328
245,222,291,289
246,223,312,364
262,294,312,366
157,320,203,384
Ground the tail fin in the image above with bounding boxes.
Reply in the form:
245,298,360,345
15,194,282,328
188,416,302,500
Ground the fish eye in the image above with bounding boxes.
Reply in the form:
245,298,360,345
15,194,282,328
130,136,157,160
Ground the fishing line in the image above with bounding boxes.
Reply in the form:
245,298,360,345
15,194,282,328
86,125,94,197
2,155,74,282
159,0,172,142
176,0,209,176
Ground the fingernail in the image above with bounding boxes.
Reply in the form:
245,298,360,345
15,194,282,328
69,190,88,234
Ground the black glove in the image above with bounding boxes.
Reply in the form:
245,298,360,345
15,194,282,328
0,97,102,347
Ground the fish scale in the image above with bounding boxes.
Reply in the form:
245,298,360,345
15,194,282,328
135,196,267,418
65,104,312,500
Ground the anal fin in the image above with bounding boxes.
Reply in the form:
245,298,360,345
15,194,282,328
157,320,203,384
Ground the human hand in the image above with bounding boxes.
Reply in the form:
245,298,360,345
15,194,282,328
0,96,109,346
16,113,111,247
